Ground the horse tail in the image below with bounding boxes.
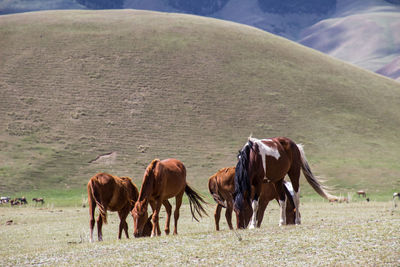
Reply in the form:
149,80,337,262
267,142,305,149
233,140,253,213
88,178,108,224
208,175,226,208
185,185,208,222
297,144,339,202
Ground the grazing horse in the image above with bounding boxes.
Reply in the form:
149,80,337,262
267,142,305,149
1,197,10,204
357,190,366,197
208,167,252,230
132,158,208,237
87,173,139,242
208,167,296,230
234,136,337,228
32,198,44,204
393,192,400,208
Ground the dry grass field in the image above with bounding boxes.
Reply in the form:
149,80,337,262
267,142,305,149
1,201,399,266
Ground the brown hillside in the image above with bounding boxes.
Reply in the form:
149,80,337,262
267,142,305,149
0,10,399,194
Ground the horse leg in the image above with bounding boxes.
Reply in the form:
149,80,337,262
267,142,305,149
288,165,301,225
97,214,103,241
275,180,287,226
248,189,260,229
150,200,162,237
118,208,129,239
88,198,96,243
225,202,234,230
162,200,172,235
173,191,184,235
256,199,269,228
214,204,222,231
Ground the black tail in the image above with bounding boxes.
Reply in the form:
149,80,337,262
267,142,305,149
233,140,253,213
185,185,208,221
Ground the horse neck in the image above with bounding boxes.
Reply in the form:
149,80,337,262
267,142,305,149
138,171,155,202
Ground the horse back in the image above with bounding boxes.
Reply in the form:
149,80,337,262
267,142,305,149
88,173,134,211
156,159,187,196
273,137,301,164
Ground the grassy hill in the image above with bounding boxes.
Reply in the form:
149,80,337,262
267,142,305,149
1,10,399,196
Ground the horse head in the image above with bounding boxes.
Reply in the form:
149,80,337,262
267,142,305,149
132,200,149,237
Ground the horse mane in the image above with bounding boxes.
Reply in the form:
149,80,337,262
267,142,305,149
138,159,160,202
233,140,253,213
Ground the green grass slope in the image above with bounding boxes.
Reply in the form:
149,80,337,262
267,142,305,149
1,10,399,196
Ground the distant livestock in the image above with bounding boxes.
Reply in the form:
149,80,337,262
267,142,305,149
393,192,400,208
32,198,45,204
357,190,367,198
10,197,27,206
87,173,139,242
0,197,10,203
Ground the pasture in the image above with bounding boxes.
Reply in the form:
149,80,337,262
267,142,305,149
1,200,399,266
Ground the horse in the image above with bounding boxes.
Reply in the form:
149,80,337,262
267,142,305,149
208,166,297,230
32,198,44,204
208,167,251,230
132,158,208,237
357,190,366,197
0,196,10,204
234,136,338,228
17,197,27,204
87,173,139,242
393,192,400,208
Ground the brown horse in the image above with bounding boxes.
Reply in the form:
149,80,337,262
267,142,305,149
234,136,337,228
208,167,297,230
32,198,44,204
87,173,139,242
132,158,207,237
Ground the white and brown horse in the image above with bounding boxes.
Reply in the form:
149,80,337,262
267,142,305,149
234,136,337,228
208,166,297,230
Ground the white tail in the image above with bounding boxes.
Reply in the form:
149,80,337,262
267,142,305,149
297,144,339,202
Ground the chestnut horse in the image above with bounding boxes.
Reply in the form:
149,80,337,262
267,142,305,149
87,173,139,242
208,167,296,230
132,158,207,237
234,136,338,228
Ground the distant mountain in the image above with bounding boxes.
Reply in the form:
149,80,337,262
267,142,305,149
0,0,399,81
377,56,400,81
299,0,400,73
126,0,400,80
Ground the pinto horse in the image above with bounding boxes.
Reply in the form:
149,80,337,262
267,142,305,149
132,158,207,237
208,166,296,230
234,136,337,228
87,173,139,242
